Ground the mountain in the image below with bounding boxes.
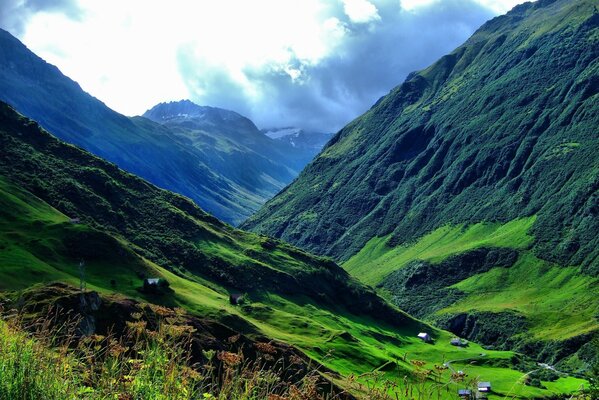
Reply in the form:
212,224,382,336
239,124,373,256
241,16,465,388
0,30,317,225
263,127,332,151
144,100,331,183
143,100,273,150
0,101,588,398
243,0,599,370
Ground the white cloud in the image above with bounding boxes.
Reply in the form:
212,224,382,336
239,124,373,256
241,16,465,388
343,0,381,23
11,0,533,129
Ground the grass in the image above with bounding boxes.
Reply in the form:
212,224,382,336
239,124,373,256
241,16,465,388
0,318,82,399
344,216,598,342
0,179,589,398
1,302,592,400
443,253,599,340
344,217,536,285
0,311,333,400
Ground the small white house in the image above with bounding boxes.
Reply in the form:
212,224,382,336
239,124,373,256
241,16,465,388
478,382,491,392
417,332,432,342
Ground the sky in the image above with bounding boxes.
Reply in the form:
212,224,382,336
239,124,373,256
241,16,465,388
0,0,532,132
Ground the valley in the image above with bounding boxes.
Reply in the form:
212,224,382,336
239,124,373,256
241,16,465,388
0,102,591,398
0,0,597,398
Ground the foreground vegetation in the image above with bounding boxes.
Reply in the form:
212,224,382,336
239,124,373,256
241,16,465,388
0,309,596,400
0,311,337,400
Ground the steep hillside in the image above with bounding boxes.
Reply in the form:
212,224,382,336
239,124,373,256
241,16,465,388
243,0,598,269
0,102,589,398
0,31,316,225
243,0,599,368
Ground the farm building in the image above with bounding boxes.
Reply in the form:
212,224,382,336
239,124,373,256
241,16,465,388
417,332,432,342
142,278,169,293
478,382,492,392
144,278,160,287
229,293,244,305
458,389,472,399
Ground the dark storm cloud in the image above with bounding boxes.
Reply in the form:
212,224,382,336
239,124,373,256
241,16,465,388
179,0,495,132
0,0,82,35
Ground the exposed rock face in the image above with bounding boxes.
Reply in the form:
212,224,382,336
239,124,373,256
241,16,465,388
77,291,101,336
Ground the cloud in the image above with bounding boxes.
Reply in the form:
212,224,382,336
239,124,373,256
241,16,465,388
343,0,381,23
0,0,82,34
12,0,524,132
179,0,494,132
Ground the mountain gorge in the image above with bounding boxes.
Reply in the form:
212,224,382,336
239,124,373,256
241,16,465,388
0,0,598,397
0,31,327,225
243,0,599,371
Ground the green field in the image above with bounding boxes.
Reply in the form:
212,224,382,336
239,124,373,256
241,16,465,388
344,216,599,347
0,176,590,398
344,217,536,286
444,253,599,340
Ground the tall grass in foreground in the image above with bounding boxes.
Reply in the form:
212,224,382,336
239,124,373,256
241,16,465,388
0,309,594,400
0,308,335,400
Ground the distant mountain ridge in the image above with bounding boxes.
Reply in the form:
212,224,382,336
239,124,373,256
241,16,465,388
0,31,323,225
143,100,260,135
262,127,333,151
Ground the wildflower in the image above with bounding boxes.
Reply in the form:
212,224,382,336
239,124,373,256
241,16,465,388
289,354,303,365
255,341,277,355
202,349,216,361
130,312,142,320
227,333,241,344
217,351,242,367
268,395,288,400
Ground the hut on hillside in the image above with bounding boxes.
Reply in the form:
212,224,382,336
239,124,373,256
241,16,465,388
451,337,468,347
229,293,244,305
458,389,472,399
477,382,492,393
144,278,160,288
142,278,169,293
417,332,432,343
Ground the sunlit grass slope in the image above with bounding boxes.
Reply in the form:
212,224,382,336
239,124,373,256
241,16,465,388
344,217,536,285
4,177,588,398
445,253,599,340
345,217,599,344
0,187,587,399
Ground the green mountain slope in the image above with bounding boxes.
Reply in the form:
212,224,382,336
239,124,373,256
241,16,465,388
242,0,599,369
0,102,590,398
0,30,318,225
